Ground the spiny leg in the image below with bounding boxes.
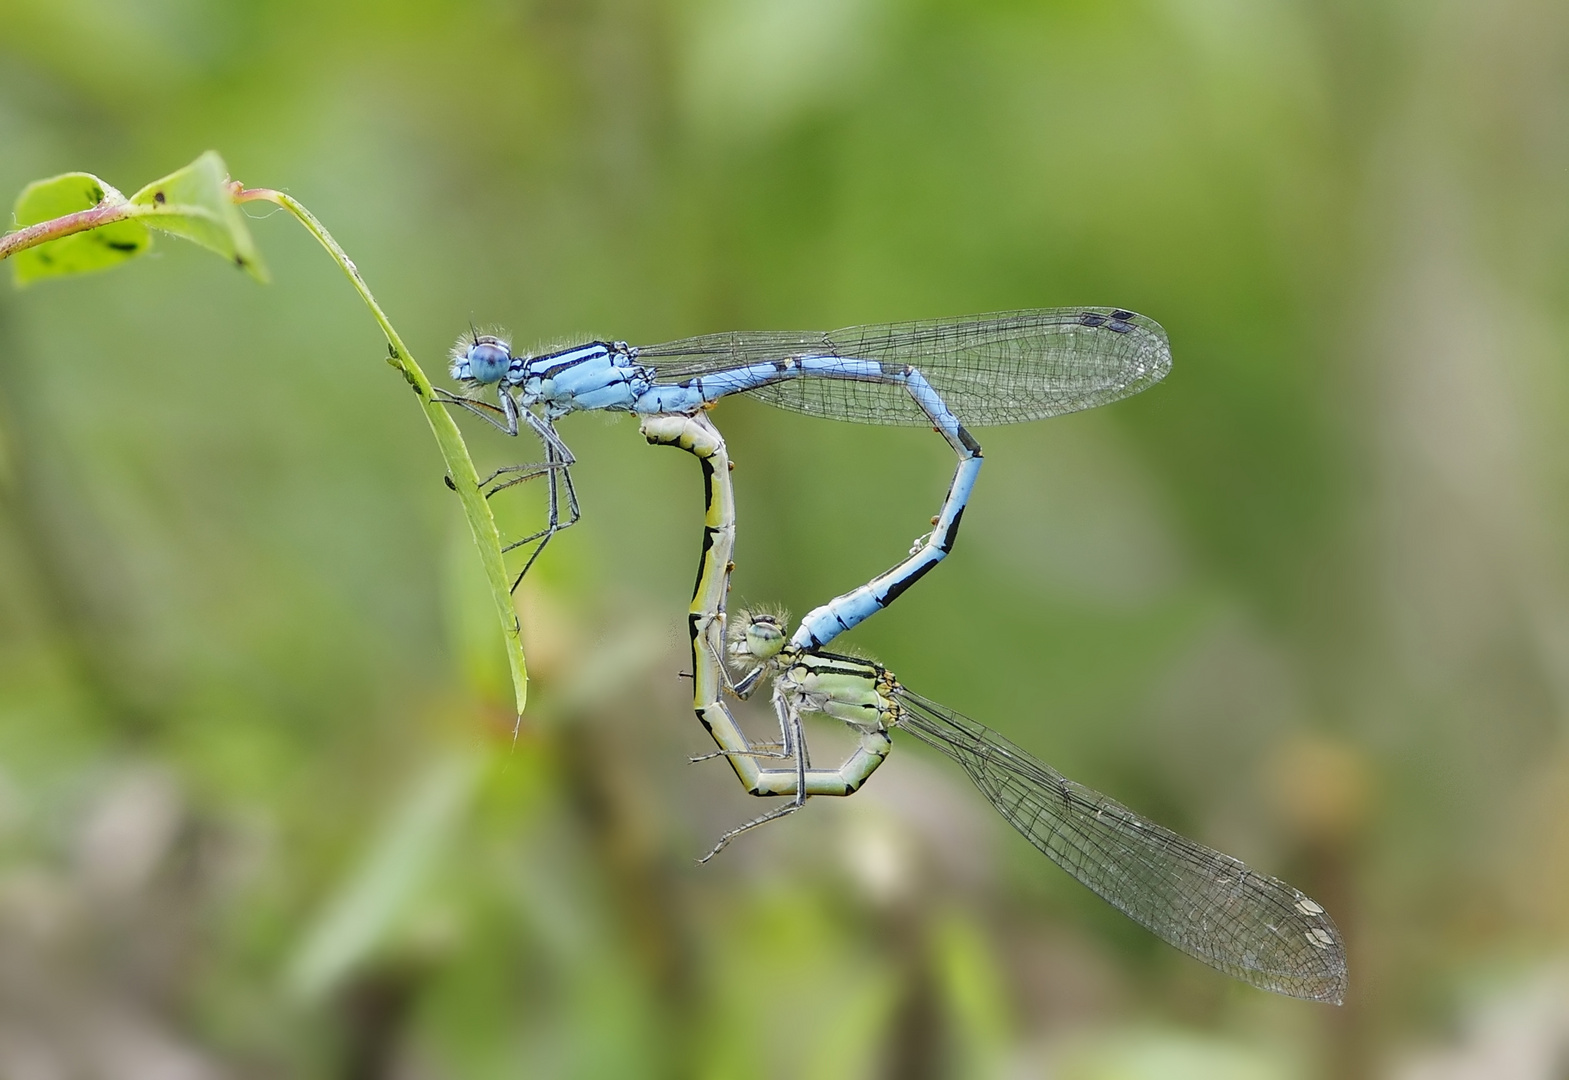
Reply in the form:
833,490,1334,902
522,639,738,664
440,395,581,592
479,460,559,496
697,686,811,863
482,406,578,496
687,647,800,763
688,742,789,763
432,385,520,436
498,426,580,590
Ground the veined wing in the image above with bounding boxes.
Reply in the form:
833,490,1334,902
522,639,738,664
891,688,1347,1003
636,308,1171,427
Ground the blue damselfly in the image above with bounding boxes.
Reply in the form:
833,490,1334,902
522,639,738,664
445,309,1170,652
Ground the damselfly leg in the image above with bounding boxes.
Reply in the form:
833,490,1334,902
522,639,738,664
692,682,812,862
436,387,579,590
432,384,519,435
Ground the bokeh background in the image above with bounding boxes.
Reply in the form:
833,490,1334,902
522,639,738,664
3,1,1568,1076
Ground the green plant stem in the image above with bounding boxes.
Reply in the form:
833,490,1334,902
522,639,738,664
232,185,528,717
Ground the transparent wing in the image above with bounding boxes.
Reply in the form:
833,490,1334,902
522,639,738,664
891,688,1347,1003
635,308,1171,427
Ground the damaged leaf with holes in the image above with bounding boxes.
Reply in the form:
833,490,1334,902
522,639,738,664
9,172,150,283
9,151,266,286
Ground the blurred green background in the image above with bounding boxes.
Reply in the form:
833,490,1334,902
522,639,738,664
3,0,1568,1076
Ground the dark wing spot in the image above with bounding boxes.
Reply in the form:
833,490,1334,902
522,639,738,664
1107,319,1134,334
1078,312,1108,328
154,191,166,204
1111,309,1134,320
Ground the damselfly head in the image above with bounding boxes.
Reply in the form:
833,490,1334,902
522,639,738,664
731,610,787,663
450,332,514,385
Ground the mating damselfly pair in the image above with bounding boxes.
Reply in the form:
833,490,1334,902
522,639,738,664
443,309,1348,1004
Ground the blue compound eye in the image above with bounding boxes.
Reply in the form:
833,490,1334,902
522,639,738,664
451,335,513,384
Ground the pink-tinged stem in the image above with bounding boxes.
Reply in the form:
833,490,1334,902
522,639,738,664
230,183,282,205
0,201,135,261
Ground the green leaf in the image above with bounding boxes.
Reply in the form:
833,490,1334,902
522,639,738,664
11,172,151,284
129,151,268,282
